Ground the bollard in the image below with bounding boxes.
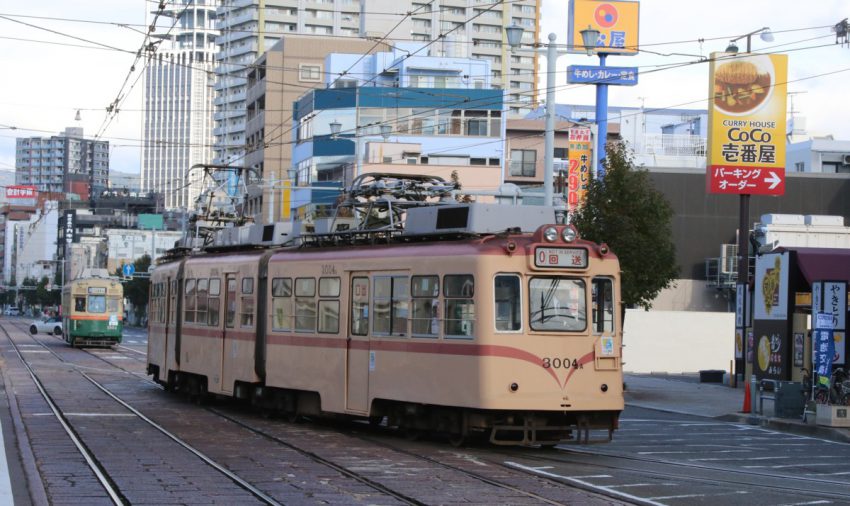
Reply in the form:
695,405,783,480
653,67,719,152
747,374,761,425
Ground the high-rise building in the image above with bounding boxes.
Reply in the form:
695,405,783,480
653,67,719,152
213,0,411,172
14,127,109,200
141,0,217,211
409,0,540,117
216,0,539,186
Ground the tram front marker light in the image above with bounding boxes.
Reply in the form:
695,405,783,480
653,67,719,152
543,227,558,242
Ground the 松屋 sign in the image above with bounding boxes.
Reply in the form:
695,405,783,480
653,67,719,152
706,53,788,196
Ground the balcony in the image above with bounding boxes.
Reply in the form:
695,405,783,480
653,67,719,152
637,133,706,157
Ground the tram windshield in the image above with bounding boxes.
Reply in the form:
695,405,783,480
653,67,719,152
88,295,106,313
529,277,586,331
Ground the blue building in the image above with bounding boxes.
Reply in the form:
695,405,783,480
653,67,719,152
289,85,504,217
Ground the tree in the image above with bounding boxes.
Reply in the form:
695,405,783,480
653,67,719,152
115,255,151,322
571,142,679,309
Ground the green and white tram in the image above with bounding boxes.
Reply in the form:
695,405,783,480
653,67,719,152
61,276,123,346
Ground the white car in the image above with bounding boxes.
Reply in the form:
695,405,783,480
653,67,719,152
30,316,63,336
4,307,20,316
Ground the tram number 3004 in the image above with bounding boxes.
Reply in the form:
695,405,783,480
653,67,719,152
542,357,583,369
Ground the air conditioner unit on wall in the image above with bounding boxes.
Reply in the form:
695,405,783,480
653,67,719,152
720,244,737,274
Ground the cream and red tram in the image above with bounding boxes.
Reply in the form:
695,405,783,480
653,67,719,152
148,176,622,445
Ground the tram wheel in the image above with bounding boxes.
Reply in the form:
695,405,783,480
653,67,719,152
368,415,384,427
447,433,466,447
403,427,421,441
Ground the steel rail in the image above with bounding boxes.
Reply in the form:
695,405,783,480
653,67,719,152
0,325,126,505
3,321,282,506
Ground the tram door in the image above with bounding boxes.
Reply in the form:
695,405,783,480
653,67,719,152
346,274,371,413
159,276,172,380
220,275,237,394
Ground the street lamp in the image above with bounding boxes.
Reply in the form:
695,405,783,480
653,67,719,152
380,124,392,141
579,25,600,56
329,119,342,140
505,27,567,207
725,27,773,54
579,25,610,175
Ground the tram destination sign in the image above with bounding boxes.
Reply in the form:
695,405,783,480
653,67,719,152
534,247,588,269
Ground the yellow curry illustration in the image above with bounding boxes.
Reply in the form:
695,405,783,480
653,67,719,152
757,335,770,372
761,257,781,315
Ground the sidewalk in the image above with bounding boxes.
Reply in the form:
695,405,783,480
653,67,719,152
624,373,850,444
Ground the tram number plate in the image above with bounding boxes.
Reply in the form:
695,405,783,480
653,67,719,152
535,247,588,268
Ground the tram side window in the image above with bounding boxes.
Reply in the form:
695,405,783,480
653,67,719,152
529,277,586,332
74,296,86,312
241,277,255,327
494,274,521,331
271,277,292,331
295,278,316,332
444,274,475,338
411,275,439,337
592,277,615,333
351,277,369,336
318,277,340,334
184,279,196,323
373,275,409,337
196,279,209,325
225,278,237,328
170,280,177,324
208,278,221,327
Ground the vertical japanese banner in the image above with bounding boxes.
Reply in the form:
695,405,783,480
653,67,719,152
567,127,592,212
812,281,847,365
706,52,788,194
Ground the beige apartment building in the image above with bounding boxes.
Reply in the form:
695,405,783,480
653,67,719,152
409,0,540,117
243,35,392,221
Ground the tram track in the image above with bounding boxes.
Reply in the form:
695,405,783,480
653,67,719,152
0,321,282,506
12,322,596,504
11,323,529,505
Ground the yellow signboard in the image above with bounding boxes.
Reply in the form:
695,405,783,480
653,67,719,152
567,127,593,211
706,52,788,195
568,0,640,56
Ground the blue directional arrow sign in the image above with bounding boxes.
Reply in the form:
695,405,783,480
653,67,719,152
567,65,639,86
122,264,135,278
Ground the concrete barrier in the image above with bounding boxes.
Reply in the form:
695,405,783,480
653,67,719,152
623,309,735,373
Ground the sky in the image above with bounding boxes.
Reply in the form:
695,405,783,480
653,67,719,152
0,0,848,176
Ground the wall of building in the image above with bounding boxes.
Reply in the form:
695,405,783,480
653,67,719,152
623,309,734,373
105,230,183,273
648,169,850,281
14,202,59,286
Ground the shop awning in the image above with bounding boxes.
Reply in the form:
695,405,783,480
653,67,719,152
786,247,850,285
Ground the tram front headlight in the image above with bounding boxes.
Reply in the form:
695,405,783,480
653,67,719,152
561,226,577,243
543,227,558,242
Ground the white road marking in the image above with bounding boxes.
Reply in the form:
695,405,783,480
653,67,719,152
571,475,613,479
638,450,751,455
504,461,667,506
777,501,831,505
649,491,748,500
20,350,49,353
744,462,839,469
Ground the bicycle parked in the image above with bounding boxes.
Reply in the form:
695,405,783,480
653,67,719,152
813,367,850,405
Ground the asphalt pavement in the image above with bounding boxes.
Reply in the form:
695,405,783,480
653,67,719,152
625,372,850,443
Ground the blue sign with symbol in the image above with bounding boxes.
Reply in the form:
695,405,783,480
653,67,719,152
122,264,135,277
567,65,639,86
